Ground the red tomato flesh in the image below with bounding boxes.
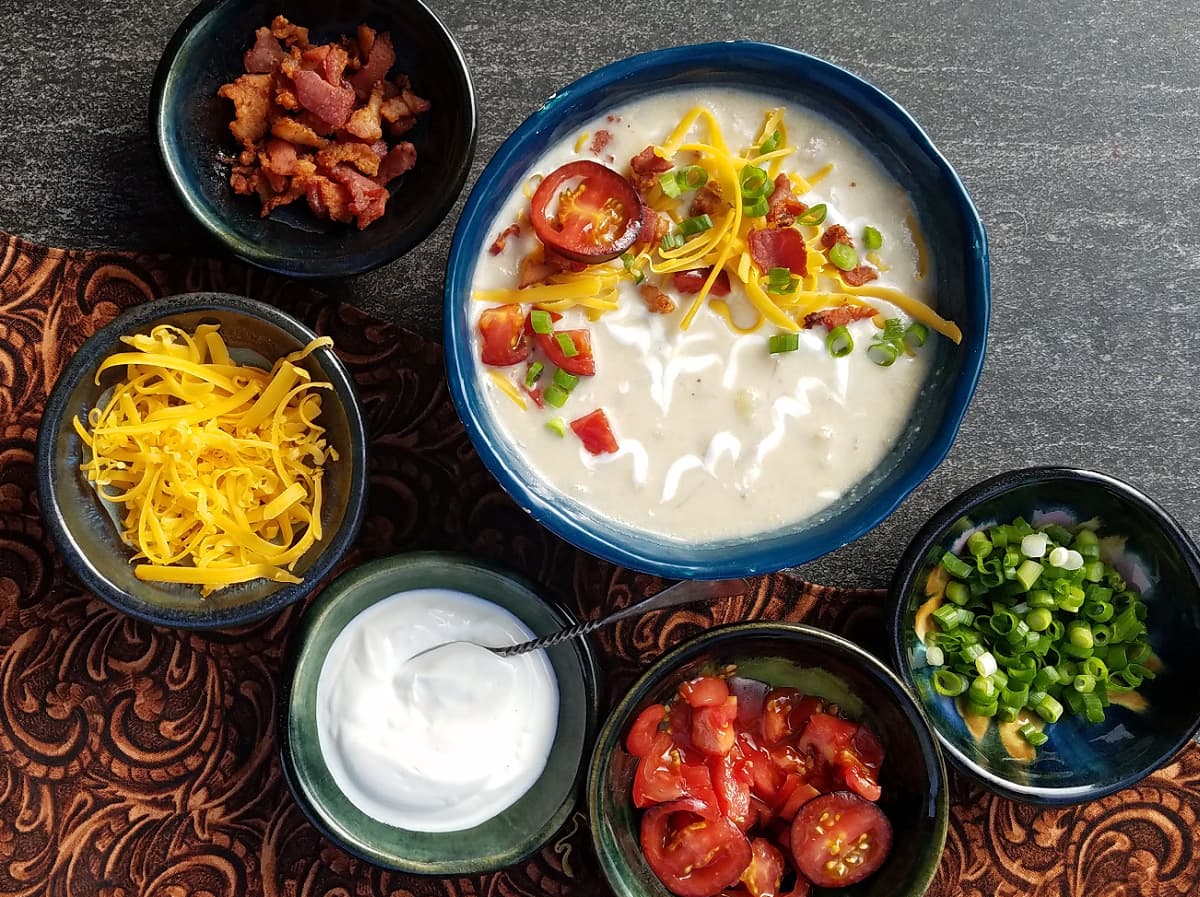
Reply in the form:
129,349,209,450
529,160,643,263
627,704,667,758
640,799,753,897
692,696,738,756
534,328,595,376
789,791,892,887
570,408,619,455
740,837,786,897
478,305,531,366
681,676,731,708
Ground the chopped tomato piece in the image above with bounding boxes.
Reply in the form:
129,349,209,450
797,713,883,801
529,160,643,263
570,408,618,455
523,309,562,335
640,799,753,897
478,305,531,366
748,227,808,277
627,704,668,758
710,748,753,829
777,777,820,822
790,791,892,887
534,328,595,376
763,689,825,744
692,696,738,756
672,267,732,296
633,732,718,811
680,676,731,708
736,731,784,801
740,837,786,897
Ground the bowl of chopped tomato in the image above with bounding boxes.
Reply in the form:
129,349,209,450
150,0,476,276
37,293,368,629
588,622,948,897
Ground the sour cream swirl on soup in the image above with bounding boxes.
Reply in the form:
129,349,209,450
470,88,960,542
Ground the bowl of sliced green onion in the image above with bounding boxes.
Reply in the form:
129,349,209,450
889,466,1200,804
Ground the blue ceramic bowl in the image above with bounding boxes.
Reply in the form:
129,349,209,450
589,622,948,897
889,467,1200,804
444,42,989,579
150,0,476,277
36,293,368,629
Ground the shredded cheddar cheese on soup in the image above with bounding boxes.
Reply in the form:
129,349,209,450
73,324,338,596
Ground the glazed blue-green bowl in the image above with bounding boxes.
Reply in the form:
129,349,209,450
278,552,600,874
150,0,476,276
444,42,988,580
890,467,1200,804
590,622,948,897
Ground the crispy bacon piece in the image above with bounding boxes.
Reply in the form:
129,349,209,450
489,223,521,255
766,174,807,228
840,265,878,287
269,115,328,149
292,69,355,129
218,74,272,148
375,142,416,185
329,165,388,229
271,15,311,51
749,228,808,276
590,129,613,155
306,175,354,223
637,207,670,246
630,145,672,192
346,82,385,141
317,142,380,176
639,284,677,314
820,224,852,249
672,268,732,297
803,305,878,330
689,181,726,217
244,28,286,73
517,246,585,287
350,31,396,98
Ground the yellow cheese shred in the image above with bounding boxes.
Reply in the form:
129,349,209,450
574,131,590,153
487,371,527,410
76,324,338,596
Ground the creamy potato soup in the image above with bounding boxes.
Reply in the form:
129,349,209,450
469,88,959,541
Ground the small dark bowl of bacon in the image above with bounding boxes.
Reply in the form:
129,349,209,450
150,0,476,277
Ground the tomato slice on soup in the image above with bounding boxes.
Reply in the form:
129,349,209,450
640,798,753,897
529,160,644,263
478,305,531,366
570,408,618,455
534,328,595,376
790,791,892,887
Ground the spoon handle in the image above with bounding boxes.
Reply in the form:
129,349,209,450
493,577,750,657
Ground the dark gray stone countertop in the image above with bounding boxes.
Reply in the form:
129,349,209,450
4,0,1197,589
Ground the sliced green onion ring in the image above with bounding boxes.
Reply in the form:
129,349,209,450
826,325,854,358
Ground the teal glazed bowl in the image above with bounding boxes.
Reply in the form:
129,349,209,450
150,0,476,276
890,467,1200,804
278,552,601,873
589,622,948,897
444,42,989,580
35,293,367,629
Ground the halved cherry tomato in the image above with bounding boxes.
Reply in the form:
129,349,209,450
710,748,753,829
570,408,618,455
692,696,738,756
672,267,732,296
776,778,820,823
534,328,595,376
478,305,531,366
529,160,643,263
797,713,883,801
627,704,667,758
748,227,808,276
789,791,892,887
633,732,718,811
641,799,753,897
763,689,825,744
680,676,731,708
740,837,786,897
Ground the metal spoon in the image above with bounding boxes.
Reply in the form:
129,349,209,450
410,577,750,661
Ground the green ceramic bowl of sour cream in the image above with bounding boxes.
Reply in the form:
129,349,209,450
278,551,600,873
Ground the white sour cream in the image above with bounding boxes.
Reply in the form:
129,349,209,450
470,87,936,541
315,589,559,832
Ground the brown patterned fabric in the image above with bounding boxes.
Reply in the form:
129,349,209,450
1,231,1197,897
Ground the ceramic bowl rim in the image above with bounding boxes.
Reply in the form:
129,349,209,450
35,291,369,629
587,620,949,897
148,0,478,277
888,465,1200,804
276,550,603,874
444,40,990,579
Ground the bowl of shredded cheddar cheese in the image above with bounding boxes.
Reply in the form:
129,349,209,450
37,293,368,629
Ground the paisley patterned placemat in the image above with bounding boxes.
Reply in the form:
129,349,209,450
1,231,1197,897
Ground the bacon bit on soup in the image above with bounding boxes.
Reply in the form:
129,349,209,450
639,284,677,315
673,268,731,297
840,265,879,287
489,223,521,256
629,145,673,192
766,174,808,228
638,207,670,247
689,181,726,217
518,246,586,288
570,409,619,455
590,129,613,155
217,16,429,229
749,228,808,276
819,224,853,249
803,304,878,330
